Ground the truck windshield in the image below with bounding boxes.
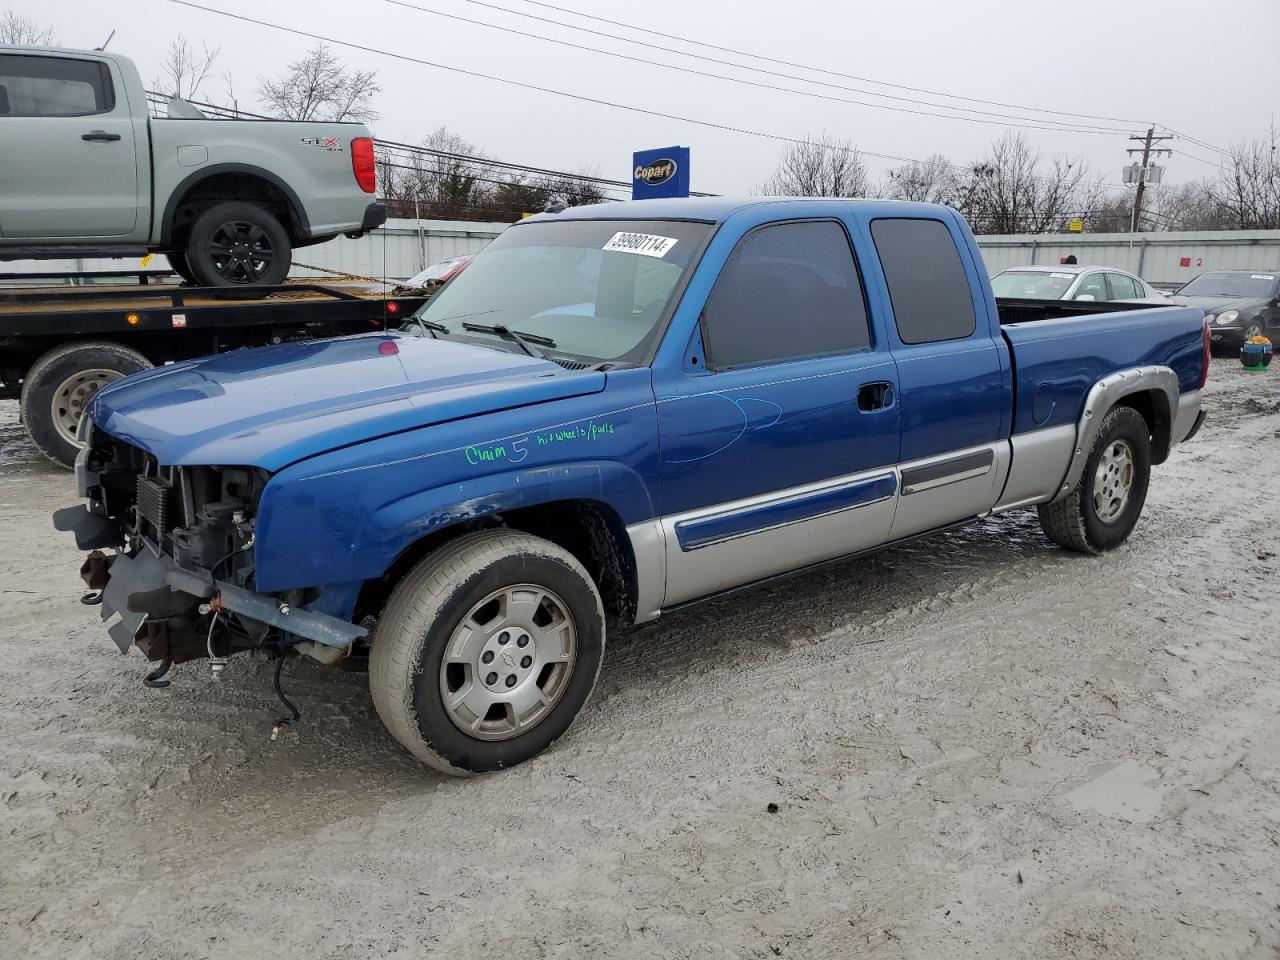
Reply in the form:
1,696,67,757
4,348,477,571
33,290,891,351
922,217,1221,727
1178,272,1276,299
990,270,1074,300
408,218,713,363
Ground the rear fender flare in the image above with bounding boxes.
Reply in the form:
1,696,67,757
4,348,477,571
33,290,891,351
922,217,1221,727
1053,365,1178,501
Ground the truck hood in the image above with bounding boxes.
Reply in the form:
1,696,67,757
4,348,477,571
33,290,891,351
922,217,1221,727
88,333,605,471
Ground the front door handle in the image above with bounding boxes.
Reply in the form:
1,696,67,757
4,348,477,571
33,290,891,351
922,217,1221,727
857,381,895,412
82,130,121,142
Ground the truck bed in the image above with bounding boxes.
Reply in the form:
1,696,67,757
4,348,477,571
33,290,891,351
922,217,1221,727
995,296,1165,326
1000,300,1206,435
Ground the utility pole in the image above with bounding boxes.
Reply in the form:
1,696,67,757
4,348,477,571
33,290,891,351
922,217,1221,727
1126,127,1173,232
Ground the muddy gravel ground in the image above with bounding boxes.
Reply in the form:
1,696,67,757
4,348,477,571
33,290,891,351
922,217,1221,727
1,360,1278,960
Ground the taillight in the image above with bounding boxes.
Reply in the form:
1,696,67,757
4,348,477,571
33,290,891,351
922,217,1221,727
351,137,376,193
1199,319,1211,389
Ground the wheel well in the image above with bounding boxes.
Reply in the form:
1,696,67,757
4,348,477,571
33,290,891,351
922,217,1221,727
1116,389,1172,464
356,499,639,627
166,172,301,247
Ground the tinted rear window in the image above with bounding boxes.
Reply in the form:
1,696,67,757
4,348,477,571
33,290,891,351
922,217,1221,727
871,218,976,344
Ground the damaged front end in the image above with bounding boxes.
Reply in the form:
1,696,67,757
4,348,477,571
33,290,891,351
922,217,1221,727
53,425,367,686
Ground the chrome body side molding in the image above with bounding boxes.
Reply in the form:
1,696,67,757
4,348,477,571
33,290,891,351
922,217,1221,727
1173,388,1203,445
992,423,1076,513
658,464,901,608
888,442,1009,541
626,518,666,625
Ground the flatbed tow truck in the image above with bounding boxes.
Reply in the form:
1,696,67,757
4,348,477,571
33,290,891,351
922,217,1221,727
1,270,426,467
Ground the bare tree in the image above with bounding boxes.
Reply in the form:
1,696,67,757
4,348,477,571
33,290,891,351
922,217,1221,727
1209,127,1280,229
151,35,220,102
378,127,496,213
491,177,550,216
537,167,607,207
257,43,380,124
0,11,54,45
760,134,871,197
959,132,1095,234
1151,180,1233,231
882,153,960,205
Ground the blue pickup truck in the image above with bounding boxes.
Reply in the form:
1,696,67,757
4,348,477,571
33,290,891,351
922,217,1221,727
54,198,1208,775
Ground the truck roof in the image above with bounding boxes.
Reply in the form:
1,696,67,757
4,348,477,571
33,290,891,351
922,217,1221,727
0,45,120,57
522,196,956,225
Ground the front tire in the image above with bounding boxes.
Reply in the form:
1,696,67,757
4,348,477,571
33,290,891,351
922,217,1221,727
1038,405,1152,554
20,342,152,468
184,201,291,290
369,530,606,776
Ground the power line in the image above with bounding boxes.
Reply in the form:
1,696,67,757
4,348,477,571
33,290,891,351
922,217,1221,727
498,0,1148,127
491,0,1241,161
165,1,1133,190
386,0,1130,135
1156,124,1233,157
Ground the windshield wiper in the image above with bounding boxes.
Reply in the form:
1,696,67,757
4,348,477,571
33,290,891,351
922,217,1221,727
411,319,450,338
461,322,556,358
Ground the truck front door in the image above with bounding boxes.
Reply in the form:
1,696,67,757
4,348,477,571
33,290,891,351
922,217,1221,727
0,52,140,239
654,217,902,607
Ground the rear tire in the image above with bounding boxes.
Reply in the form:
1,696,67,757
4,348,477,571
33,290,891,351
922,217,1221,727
184,201,291,293
369,530,606,776
20,342,151,468
167,251,198,286
1038,405,1152,554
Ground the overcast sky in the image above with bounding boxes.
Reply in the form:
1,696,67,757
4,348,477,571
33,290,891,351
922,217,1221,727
12,0,1280,196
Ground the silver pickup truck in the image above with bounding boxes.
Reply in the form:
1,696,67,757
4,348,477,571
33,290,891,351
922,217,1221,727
0,47,385,288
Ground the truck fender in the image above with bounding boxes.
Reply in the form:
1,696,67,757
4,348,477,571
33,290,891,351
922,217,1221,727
361,460,656,585
159,163,310,245
1053,365,1178,501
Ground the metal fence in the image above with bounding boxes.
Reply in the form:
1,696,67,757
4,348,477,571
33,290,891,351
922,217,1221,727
0,218,509,284
287,218,507,280
975,229,1280,289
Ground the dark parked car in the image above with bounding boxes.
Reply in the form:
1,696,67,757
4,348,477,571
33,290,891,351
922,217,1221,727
1175,270,1280,349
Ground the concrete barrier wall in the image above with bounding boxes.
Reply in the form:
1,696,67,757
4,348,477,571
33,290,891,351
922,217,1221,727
975,230,1280,289
0,218,509,284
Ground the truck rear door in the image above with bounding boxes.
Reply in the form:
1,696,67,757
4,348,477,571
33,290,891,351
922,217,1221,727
654,216,901,607
0,52,140,239
864,213,1011,540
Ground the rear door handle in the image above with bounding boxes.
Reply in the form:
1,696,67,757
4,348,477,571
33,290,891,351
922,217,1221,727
857,381,895,412
82,130,121,142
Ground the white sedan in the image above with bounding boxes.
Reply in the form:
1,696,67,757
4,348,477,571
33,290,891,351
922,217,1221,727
990,265,1168,303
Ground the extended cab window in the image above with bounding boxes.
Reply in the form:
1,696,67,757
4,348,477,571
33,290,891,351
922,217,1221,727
702,220,871,370
871,218,976,344
0,54,113,117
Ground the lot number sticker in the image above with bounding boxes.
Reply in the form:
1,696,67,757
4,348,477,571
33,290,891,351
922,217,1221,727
603,232,678,258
